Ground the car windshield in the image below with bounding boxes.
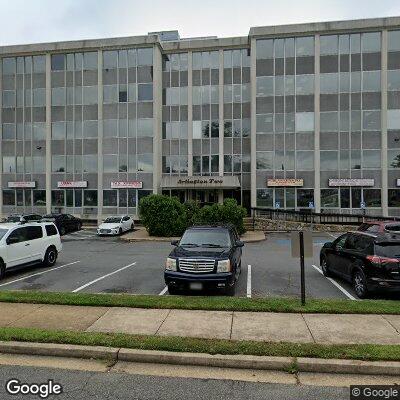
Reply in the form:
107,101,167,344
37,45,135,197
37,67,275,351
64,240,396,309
104,217,122,223
180,229,231,248
6,216,21,222
0,228,8,240
375,243,400,258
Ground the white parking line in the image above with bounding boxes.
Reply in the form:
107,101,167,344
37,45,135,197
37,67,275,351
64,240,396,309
311,264,357,301
159,286,168,295
247,265,252,298
0,261,81,288
72,262,137,293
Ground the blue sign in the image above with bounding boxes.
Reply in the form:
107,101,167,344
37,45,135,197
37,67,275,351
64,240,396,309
309,201,314,209
275,202,280,209
360,201,366,209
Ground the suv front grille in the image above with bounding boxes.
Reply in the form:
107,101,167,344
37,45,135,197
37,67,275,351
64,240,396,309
178,259,215,273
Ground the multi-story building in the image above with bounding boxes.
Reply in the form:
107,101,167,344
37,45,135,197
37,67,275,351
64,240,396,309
1,16,400,220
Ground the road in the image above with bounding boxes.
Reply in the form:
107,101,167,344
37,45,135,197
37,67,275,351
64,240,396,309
0,229,398,300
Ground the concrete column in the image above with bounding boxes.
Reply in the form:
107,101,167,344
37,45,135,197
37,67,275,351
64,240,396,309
381,30,388,217
218,49,224,177
0,60,3,219
152,45,163,194
314,34,321,213
250,38,257,208
45,54,51,214
187,51,193,176
97,50,103,223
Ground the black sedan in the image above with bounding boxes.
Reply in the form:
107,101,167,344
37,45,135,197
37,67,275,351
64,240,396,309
320,231,400,298
164,225,244,295
42,213,82,236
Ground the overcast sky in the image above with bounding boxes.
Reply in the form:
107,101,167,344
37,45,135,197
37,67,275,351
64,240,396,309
1,0,399,46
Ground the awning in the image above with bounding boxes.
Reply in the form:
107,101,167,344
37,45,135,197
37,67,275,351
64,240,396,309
161,176,240,189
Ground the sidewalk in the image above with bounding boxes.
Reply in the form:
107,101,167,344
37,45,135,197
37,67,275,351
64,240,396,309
1,302,400,345
121,227,265,243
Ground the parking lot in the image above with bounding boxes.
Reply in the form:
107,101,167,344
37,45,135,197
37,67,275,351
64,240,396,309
2,228,398,300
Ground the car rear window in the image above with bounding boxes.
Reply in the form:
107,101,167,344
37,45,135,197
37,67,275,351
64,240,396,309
26,226,43,240
375,243,400,258
45,224,58,236
385,224,400,232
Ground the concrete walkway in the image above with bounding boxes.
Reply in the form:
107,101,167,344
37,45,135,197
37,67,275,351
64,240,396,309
1,303,400,345
122,227,265,243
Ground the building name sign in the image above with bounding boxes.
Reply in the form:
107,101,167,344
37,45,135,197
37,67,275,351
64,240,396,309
111,181,143,189
57,181,88,188
267,179,304,187
177,178,223,186
8,181,36,188
328,179,374,187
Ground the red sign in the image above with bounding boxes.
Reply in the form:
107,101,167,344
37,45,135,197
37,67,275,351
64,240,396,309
111,181,143,189
57,181,88,188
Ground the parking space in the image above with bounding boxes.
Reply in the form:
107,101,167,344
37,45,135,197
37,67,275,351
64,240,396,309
0,230,399,300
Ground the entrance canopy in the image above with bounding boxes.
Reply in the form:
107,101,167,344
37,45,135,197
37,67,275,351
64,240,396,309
161,176,240,189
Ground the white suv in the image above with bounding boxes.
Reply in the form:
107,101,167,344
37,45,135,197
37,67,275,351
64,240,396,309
0,222,62,280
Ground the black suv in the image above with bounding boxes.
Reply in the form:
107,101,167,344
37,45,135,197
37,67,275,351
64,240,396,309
41,214,82,236
164,225,244,295
320,231,400,298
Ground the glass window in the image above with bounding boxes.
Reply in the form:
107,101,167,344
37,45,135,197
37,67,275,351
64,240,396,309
256,77,274,96
362,71,381,92
388,30,400,52
2,58,15,75
52,190,64,206
296,37,314,56
103,85,118,103
2,157,15,173
295,112,314,132
362,150,381,168
138,84,153,101
33,56,45,73
320,35,338,55
103,51,118,69
256,189,273,206
296,151,314,170
83,120,98,138
2,123,15,140
83,52,97,70
256,152,273,169
32,88,45,106
137,119,153,137
52,155,65,172
388,71,400,91
364,189,381,207
388,189,400,207
52,87,66,106
103,119,118,138
361,32,381,53
51,54,65,70
388,110,400,130
320,112,338,132
33,190,46,206
103,154,118,172
137,48,153,66
84,190,97,206
320,151,338,170
83,86,98,105
193,121,202,139
320,73,338,93
3,90,16,107
256,40,273,59
103,190,117,206
363,111,380,130
83,155,97,172
389,150,400,168
296,75,314,94
321,188,339,207
137,153,153,172
297,189,314,207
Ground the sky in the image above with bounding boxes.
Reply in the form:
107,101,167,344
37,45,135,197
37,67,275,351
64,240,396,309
0,0,399,46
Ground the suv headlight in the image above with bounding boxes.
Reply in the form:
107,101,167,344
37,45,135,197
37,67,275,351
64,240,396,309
165,257,177,271
217,259,231,273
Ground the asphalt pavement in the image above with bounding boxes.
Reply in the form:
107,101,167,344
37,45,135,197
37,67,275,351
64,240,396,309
0,229,398,300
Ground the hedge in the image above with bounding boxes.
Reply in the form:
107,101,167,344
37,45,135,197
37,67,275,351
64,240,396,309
139,195,247,236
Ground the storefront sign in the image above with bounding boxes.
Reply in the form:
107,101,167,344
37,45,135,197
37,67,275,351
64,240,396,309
161,176,240,189
328,179,374,187
7,181,36,188
111,181,143,189
267,179,304,187
57,181,88,188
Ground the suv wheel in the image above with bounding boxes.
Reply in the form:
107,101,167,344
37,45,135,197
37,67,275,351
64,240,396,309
44,247,58,268
119,227,123,235
168,285,179,295
321,256,331,277
0,260,5,280
353,269,368,299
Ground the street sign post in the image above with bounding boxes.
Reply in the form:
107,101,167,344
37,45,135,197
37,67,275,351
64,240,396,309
291,231,313,305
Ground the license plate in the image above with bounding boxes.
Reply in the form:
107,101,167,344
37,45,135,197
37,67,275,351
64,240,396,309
189,282,203,290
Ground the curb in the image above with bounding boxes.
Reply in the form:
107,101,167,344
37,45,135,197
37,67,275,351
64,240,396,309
0,341,399,376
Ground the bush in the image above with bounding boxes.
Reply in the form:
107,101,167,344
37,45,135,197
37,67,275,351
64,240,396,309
139,194,186,237
139,195,247,237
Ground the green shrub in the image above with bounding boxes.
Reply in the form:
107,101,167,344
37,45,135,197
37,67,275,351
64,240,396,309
139,195,247,237
139,194,186,237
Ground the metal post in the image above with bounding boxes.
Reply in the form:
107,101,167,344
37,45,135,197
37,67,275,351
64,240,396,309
299,231,306,306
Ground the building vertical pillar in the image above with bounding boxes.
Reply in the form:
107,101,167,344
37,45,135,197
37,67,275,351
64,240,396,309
250,38,257,208
97,50,103,223
0,60,3,219
381,30,388,217
187,51,193,176
218,49,224,204
45,54,51,214
314,34,321,213
153,45,163,194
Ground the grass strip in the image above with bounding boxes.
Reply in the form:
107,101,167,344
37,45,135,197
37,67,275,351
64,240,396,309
0,326,399,362
0,290,399,315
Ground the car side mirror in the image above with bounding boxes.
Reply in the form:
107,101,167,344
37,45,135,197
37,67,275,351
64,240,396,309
6,237,19,245
236,240,244,248
171,240,179,246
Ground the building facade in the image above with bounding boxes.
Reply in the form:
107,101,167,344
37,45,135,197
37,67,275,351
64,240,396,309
1,17,400,220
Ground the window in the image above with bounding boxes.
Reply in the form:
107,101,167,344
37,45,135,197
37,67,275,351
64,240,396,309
137,119,153,137
83,86,98,105
52,155,65,172
26,226,43,240
256,189,273,207
45,225,58,236
83,155,97,173
52,190,64,206
33,190,46,206
296,75,314,94
103,190,117,206
7,227,28,244
297,189,314,207
51,54,65,70
83,52,97,70
296,37,314,56
3,157,15,173
296,151,314,170
84,190,98,206
295,113,314,132
320,151,338,170
2,190,15,205
138,84,153,101
321,189,339,207
137,48,153,66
